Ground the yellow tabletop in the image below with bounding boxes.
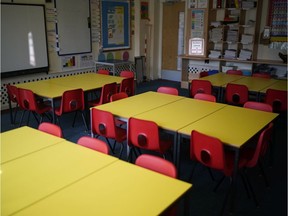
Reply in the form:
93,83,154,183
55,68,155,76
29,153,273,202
134,98,227,131
178,105,278,148
15,80,73,99
230,76,279,92
200,73,244,87
48,73,124,91
1,141,118,216
0,126,64,164
95,91,185,120
260,79,287,93
12,160,192,216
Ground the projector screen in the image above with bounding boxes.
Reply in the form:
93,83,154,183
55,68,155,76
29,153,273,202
1,3,49,78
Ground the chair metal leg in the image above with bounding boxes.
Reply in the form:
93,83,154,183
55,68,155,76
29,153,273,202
81,111,89,131
243,170,259,207
214,175,226,192
19,110,27,127
239,171,251,199
72,111,78,127
105,138,115,154
258,160,270,188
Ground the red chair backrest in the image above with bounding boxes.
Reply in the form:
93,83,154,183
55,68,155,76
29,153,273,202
128,117,161,151
98,82,118,105
135,154,177,178
252,73,271,79
225,83,248,106
18,88,38,111
58,89,85,114
110,92,128,102
157,86,179,96
119,77,134,96
7,84,19,103
91,108,117,139
265,89,287,112
77,136,109,154
38,122,63,138
244,101,273,112
120,70,134,78
191,130,225,171
194,93,216,102
97,69,110,75
245,123,274,167
190,79,212,98
226,70,243,75
199,71,209,78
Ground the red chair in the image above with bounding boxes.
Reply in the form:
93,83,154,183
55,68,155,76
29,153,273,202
55,88,88,130
77,136,109,154
6,84,20,124
38,122,63,138
226,70,243,75
265,89,287,113
18,88,52,126
225,83,248,106
135,154,177,178
252,73,271,79
120,70,134,78
157,86,179,96
241,123,274,188
190,130,256,213
194,93,216,102
199,71,209,78
97,69,110,75
119,77,135,96
91,108,126,158
110,92,128,102
190,79,212,98
128,117,173,161
244,101,273,112
89,82,118,107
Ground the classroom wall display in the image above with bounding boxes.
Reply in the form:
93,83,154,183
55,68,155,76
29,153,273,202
101,0,130,51
1,3,49,78
55,0,92,55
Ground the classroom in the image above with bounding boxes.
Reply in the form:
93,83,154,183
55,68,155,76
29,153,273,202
1,0,287,215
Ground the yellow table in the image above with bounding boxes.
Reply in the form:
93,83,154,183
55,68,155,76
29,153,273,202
200,73,244,101
1,140,118,216
0,126,64,164
12,160,192,216
94,91,185,120
260,79,287,93
134,98,226,166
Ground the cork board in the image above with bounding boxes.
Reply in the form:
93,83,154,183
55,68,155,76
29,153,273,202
162,2,185,70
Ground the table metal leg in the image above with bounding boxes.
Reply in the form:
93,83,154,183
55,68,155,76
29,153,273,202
229,148,240,213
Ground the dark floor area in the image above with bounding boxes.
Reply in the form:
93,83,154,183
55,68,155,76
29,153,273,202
1,79,287,216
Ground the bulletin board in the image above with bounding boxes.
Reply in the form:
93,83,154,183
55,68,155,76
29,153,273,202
55,0,91,56
101,0,130,51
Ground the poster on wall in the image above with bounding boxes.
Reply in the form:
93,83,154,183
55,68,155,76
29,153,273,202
101,0,130,51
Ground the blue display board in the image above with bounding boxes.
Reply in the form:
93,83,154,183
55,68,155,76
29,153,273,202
101,1,130,51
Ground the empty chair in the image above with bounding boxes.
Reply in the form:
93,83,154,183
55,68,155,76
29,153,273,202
225,83,248,106
199,71,209,78
120,70,134,78
91,108,126,158
119,77,135,96
6,84,20,124
244,101,273,112
110,92,128,102
135,154,177,178
38,122,63,138
77,136,109,154
97,69,110,75
252,73,271,79
265,89,287,113
55,88,88,130
226,70,243,75
157,86,179,96
190,79,212,98
89,82,118,107
18,88,52,127
128,117,173,161
194,93,216,102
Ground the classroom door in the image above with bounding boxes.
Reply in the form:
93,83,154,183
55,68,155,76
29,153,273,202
162,2,185,71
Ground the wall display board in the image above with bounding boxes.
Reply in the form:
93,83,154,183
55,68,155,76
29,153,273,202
55,0,92,55
1,3,49,78
101,0,130,51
